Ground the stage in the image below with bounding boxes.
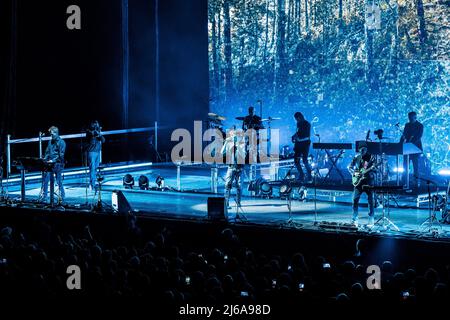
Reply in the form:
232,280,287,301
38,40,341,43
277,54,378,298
2,162,450,243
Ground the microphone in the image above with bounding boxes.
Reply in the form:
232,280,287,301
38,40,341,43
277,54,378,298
395,122,400,127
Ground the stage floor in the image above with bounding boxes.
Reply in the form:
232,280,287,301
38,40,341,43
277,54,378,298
3,163,450,242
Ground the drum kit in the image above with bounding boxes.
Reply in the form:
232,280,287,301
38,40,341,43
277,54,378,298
207,112,280,158
207,112,281,132
207,112,226,132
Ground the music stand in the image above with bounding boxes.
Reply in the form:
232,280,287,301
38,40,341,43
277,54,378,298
14,157,57,206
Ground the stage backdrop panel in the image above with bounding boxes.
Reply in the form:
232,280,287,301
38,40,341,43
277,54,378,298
208,0,450,172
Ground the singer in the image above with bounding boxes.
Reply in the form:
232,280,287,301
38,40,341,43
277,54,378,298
41,126,66,202
85,120,105,190
221,127,246,208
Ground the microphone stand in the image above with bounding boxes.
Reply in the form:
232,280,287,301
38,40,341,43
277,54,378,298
81,130,89,207
0,154,7,203
394,123,404,187
417,175,442,233
313,134,321,223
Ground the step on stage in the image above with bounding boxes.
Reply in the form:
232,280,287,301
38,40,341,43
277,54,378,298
2,162,450,242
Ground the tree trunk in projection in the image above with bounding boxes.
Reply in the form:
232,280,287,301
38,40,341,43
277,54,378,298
338,0,343,31
223,0,233,101
391,2,399,78
263,0,270,63
239,36,245,82
305,0,309,33
287,0,292,49
323,0,328,55
217,6,222,96
274,0,286,103
416,0,427,57
253,5,258,59
211,12,219,98
272,0,277,50
364,0,374,87
297,0,301,37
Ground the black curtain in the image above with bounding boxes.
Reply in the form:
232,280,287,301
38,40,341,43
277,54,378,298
0,0,16,164
1,0,208,170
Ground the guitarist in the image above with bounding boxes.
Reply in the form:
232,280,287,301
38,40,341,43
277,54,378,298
348,143,377,227
292,112,312,182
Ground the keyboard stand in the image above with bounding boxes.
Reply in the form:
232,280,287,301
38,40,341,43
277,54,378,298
321,149,346,184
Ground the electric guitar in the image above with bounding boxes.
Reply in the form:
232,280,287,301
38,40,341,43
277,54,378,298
291,132,310,143
352,162,380,187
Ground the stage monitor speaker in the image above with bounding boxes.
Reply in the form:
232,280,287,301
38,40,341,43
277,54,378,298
111,190,133,214
207,197,227,221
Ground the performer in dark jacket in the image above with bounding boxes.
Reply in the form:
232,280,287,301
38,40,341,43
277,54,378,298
41,126,66,201
292,112,312,182
400,111,423,185
242,106,263,131
348,144,377,227
221,126,246,208
85,120,105,190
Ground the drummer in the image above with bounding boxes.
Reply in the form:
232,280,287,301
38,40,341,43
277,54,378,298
242,106,263,131
240,106,263,163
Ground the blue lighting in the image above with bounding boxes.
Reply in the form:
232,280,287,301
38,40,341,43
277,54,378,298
208,1,450,173
438,169,450,176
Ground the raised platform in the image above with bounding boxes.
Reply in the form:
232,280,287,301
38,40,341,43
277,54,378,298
1,162,449,244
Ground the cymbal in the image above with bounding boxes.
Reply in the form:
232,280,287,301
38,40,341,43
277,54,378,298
208,112,226,121
236,116,245,121
261,117,281,122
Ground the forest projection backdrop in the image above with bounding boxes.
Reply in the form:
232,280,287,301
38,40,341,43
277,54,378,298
208,0,450,172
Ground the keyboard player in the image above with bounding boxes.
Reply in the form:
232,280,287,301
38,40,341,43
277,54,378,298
40,126,66,202
400,111,423,186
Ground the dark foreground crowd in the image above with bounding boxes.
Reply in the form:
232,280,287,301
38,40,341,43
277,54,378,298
0,217,449,306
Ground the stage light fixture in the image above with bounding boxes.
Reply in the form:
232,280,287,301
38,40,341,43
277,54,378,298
297,186,307,201
123,174,134,189
259,181,272,196
155,175,165,189
280,145,291,159
138,175,149,190
279,183,292,199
